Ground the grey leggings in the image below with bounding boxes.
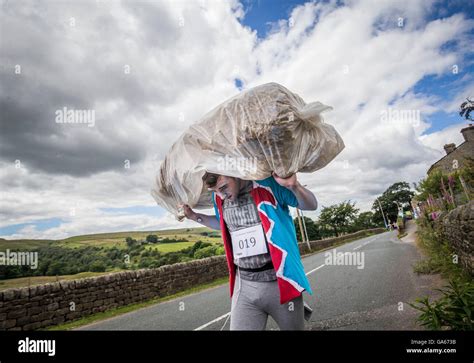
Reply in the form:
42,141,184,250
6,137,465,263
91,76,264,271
229,270,305,330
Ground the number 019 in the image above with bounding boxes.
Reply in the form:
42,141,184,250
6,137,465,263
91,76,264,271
238,237,257,249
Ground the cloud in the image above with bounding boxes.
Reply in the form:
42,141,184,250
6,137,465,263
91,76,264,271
0,0,473,238
419,121,467,151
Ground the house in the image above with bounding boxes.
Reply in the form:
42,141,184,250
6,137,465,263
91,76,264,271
427,124,474,175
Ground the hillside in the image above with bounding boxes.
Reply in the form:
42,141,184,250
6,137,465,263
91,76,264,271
0,227,224,290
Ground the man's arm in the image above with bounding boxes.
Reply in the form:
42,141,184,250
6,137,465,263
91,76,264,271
181,204,221,230
287,183,318,211
272,172,318,211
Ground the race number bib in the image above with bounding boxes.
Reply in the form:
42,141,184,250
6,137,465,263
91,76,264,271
230,224,268,259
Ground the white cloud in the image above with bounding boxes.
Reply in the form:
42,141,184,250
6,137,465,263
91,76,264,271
1,0,473,238
419,122,467,152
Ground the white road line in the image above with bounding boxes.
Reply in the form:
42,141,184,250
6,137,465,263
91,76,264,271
194,262,327,330
194,233,388,330
305,263,326,276
353,238,376,250
194,312,231,331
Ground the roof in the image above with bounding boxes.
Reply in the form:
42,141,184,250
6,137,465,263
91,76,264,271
427,140,469,175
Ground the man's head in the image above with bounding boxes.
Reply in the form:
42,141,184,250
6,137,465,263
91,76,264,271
203,173,241,202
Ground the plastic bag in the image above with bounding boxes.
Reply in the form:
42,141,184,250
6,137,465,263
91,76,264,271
151,82,345,220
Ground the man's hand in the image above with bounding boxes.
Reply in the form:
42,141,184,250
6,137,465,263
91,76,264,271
180,204,197,221
272,172,318,211
272,172,299,190
178,204,221,230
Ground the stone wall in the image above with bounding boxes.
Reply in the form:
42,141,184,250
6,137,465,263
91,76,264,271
298,228,386,255
0,256,228,331
0,228,386,331
434,200,474,275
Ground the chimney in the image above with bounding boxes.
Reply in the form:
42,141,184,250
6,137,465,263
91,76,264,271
444,143,456,155
461,124,474,142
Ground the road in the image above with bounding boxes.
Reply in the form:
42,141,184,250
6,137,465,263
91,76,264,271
77,226,443,330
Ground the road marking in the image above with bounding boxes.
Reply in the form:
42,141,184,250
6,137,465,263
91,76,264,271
195,233,389,330
194,312,231,331
305,263,325,276
352,237,376,251
194,263,326,330
193,233,388,330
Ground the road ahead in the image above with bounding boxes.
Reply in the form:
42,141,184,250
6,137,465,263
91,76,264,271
77,226,441,330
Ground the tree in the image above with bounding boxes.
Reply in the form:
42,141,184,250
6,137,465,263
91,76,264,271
146,234,158,243
318,201,359,237
459,98,474,121
190,241,212,256
89,261,106,272
47,261,65,276
293,216,321,241
194,245,223,259
372,182,414,225
125,237,138,248
352,211,377,231
415,170,445,201
415,158,474,207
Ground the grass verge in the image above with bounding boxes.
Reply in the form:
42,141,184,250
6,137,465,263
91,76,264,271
410,220,473,330
412,223,468,279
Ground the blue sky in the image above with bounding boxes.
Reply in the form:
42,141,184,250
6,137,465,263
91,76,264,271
228,0,474,144
0,0,474,237
0,218,64,236
237,0,474,135
424,1,472,134
0,208,165,237
240,0,474,37
240,0,314,37
414,68,474,133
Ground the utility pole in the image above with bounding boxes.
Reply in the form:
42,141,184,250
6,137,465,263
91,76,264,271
296,208,311,251
296,208,305,242
298,183,312,251
393,201,402,216
300,209,310,250
377,197,388,228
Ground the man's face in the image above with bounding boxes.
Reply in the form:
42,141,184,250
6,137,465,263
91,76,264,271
210,176,240,202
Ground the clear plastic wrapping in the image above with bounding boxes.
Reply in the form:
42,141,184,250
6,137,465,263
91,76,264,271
151,83,345,220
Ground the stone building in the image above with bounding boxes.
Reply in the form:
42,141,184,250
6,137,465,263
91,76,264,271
427,124,474,175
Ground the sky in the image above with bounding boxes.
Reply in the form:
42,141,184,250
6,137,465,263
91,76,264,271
0,0,473,240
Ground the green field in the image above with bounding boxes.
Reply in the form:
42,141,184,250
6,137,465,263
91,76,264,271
0,227,222,251
0,227,223,291
146,242,197,253
0,238,53,250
